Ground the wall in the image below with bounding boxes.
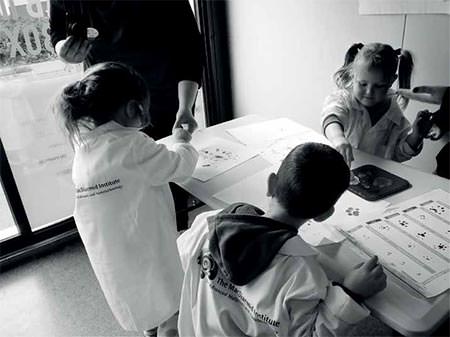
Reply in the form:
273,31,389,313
227,0,449,174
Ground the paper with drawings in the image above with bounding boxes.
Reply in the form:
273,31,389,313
302,190,390,246
192,137,259,182
337,189,450,298
226,118,311,148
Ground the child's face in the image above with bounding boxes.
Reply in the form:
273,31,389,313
352,61,393,107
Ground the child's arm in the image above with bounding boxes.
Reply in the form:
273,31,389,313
393,111,429,162
322,92,354,167
324,122,354,167
405,110,431,150
133,132,199,185
286,256,386,337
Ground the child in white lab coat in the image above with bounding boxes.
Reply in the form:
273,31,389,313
322,42,428,167
55,62,198,336
177,142,387,337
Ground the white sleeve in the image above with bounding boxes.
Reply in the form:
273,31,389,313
132,133,199,186
177,210,221,270
285,261,370,337
393,119,422,162
321,91,352,133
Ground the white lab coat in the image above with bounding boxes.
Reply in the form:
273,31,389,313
177,210,370,337
72,121,198,331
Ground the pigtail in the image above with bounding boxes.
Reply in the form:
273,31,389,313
397,49,413,89
334,43,364,89
396,49,414,110
344,43,364,67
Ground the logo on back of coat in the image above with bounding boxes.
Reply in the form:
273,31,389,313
197,252,218,281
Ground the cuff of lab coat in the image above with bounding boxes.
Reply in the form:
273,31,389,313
324,285,370,324
403,140,423,157
322,115,344,134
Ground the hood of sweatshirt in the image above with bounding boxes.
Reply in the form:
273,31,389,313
208,203,298,286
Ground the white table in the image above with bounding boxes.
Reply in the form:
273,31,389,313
162,115,449,336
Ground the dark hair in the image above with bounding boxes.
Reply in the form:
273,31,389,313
274,142,350,219
55,62,149,145
334,42,413,91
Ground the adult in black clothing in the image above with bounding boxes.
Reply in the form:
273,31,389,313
398,86,449,179
49,0,203,231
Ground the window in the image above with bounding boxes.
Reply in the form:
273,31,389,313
0,0,230,264
1,0,80,235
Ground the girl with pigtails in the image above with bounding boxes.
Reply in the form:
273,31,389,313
54,62,198,337
321,42,429,166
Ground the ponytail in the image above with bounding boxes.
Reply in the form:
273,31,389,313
54,79,93,146
53,62,149,146
344,43,364,67
334,43,364,89
397,49,413,89
396,49,414,110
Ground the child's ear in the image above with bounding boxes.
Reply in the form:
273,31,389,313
125,100,142,119
266,173,278,197
313,206,335,222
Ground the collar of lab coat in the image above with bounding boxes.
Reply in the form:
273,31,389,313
79,120,137,142
350,90,403,126
278,235,318,257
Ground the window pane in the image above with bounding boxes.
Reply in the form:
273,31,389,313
0,181,18,240
1,0,81,230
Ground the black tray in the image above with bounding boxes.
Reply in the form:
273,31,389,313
348,165,411,201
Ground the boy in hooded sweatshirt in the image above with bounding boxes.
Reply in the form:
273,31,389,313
177,142,387,337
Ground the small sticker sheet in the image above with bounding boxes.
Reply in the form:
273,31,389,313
337,189,450,297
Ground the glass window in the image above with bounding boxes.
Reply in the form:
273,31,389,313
0,0,206,233
1,0,81,231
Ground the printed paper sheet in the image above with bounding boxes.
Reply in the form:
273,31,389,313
192,137,259,182
337,189,450,297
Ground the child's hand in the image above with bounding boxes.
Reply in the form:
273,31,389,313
332,136,354,168
412,110,433,138
427,124,443,141
173,127,192,143
343,256,387,299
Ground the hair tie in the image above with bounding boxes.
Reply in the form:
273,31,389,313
394,48,402,56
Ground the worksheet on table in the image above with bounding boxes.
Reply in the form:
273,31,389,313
337,189,450,298
192,137,259,182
